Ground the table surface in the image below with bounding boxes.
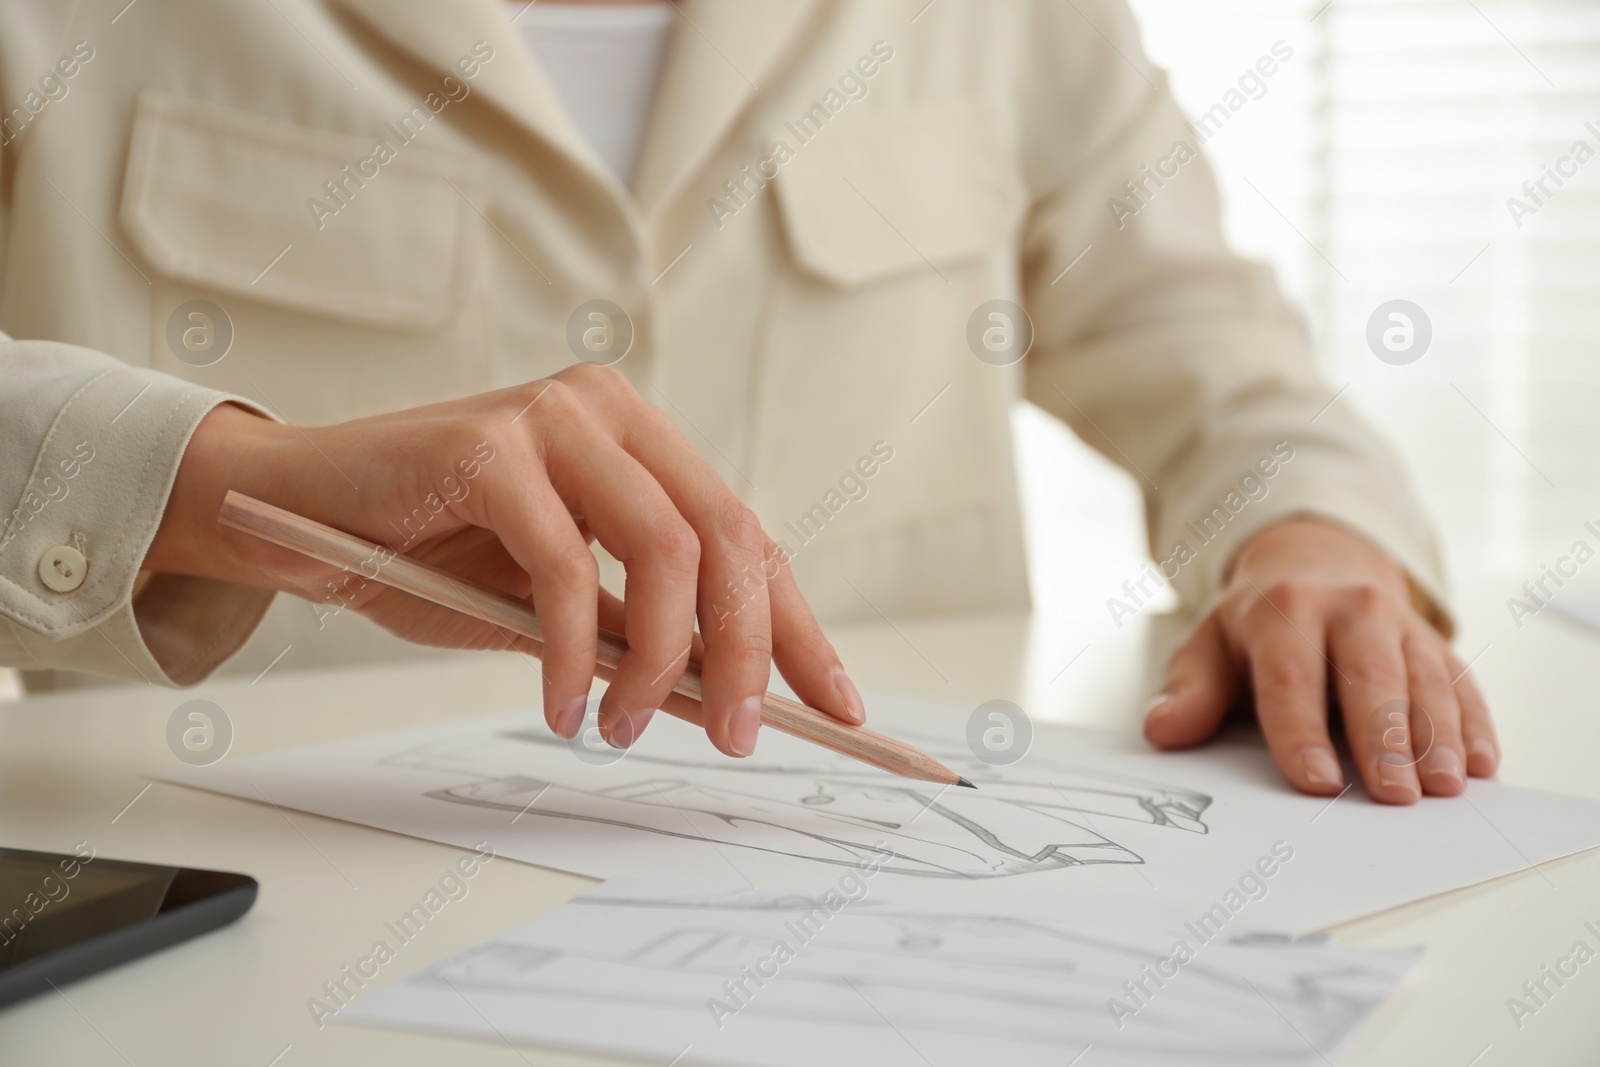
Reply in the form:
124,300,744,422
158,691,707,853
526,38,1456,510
2,570,1598,1066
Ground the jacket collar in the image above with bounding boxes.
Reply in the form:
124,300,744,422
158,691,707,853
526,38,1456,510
327,0,617,194
328,0,823,214
632,0,825,213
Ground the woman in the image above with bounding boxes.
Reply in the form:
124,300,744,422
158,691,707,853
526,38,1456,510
0,0,1494,803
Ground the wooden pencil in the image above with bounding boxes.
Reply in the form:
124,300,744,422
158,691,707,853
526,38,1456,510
217,491,973,788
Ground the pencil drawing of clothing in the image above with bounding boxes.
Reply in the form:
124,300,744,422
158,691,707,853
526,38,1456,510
384,728,1212,879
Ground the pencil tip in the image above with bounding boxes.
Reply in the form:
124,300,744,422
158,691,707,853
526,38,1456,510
956,777,977,789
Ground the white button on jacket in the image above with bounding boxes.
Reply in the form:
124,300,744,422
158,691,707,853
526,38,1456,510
37,546,87,594
0,0,1447,690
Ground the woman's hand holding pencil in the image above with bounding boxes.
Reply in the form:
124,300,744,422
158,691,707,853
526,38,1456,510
143,364,869,760
213,490,970,787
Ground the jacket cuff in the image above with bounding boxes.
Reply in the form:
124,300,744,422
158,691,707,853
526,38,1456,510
1150,426,1452,637
0,339,276,686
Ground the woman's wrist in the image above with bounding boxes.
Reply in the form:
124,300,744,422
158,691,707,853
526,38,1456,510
144,402,303,588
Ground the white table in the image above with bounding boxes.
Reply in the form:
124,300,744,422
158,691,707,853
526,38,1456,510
2,571,1598,1065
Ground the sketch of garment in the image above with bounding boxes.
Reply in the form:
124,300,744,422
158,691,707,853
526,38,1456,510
159,700,1600,938
368,884,1417,1067
379,727,1214,880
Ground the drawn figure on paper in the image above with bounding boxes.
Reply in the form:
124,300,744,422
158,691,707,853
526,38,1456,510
378,726,1212,880
415,892,1390,1057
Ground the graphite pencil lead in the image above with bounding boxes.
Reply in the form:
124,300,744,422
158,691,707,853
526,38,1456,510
956,777,977,789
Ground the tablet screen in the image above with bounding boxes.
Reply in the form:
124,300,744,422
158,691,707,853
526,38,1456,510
0,847,177,970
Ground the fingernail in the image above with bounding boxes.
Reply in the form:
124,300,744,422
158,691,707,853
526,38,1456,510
1145,693,1174,720
729,696,763,756
1376,755,1420,800
832,668,866,724
609,708,654,749
1469,737,1499,770
1421,745,1465,790
1301,748,1344,788
555,696,587,739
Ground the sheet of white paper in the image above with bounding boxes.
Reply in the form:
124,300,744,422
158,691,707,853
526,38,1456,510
157,693,1600,932
337,877,1420,1067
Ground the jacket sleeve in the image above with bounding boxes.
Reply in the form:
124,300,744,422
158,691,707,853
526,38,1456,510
0,334,278,685
1017,4,1449,629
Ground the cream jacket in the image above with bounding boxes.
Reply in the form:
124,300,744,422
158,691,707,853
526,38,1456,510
0,0,1445,690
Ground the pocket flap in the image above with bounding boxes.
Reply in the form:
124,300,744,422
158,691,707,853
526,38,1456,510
120,88,482,329
773,103,1024,287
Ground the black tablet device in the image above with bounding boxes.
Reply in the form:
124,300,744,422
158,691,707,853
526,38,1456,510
0,844,257,1009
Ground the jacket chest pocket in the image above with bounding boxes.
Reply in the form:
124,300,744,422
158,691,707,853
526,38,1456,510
772,101,1025,288
751,102,1027,537
119,88,492,422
